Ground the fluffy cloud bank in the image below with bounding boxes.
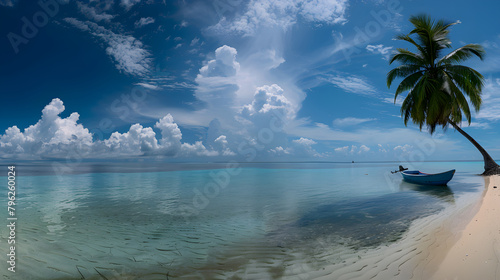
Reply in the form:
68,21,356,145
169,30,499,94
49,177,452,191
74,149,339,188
0,96,319,160
0,98,230,159
0,99,93,158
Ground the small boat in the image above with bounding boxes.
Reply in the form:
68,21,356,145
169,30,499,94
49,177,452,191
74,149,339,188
401,169,455,185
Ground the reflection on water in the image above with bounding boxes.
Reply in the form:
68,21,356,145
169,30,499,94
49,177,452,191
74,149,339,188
399,181,455,203
0,162,486,279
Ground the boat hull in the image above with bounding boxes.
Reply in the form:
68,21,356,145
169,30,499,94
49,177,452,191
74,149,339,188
401,169,455,186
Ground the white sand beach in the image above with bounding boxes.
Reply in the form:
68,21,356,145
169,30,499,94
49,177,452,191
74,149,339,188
428,175,500,279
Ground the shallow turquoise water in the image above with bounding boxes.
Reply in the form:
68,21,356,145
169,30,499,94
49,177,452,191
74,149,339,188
0,162,485,279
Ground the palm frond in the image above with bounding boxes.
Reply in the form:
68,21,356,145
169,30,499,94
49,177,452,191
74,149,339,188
389,49,425,65
393,34,427,57
439,44,485,65
442,72,471,123
394,71,423,98
387,64,422,88
444,65,483,110
400,93,414,126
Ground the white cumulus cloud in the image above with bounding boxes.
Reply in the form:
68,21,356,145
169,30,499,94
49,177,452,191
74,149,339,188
292,137,317,146
180,142,218,157
241,84,293,117
199,45,240,77
0,99,228,159
154,114,183,155
195,45,240,110
359,144,370,153
102,124,159,156
0,98,92,158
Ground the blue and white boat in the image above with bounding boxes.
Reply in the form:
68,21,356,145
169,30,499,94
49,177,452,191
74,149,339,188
401,169,456,186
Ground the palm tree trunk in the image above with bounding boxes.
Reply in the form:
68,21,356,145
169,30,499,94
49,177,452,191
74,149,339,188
449,121,500,175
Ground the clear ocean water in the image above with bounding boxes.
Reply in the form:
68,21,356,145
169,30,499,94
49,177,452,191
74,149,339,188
0,161,486,279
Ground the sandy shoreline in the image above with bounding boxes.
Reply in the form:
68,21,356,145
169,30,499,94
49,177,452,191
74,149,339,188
426,175,500,279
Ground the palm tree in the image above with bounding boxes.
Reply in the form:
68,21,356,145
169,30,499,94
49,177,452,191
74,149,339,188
387,14,500,175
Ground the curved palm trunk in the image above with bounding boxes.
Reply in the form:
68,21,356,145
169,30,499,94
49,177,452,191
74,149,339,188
449,121,500,175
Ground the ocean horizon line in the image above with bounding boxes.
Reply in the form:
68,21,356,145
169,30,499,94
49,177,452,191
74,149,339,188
0,159,489,165
0,160,487,177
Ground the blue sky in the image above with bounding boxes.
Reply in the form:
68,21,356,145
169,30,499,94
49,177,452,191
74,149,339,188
1,0,500,162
